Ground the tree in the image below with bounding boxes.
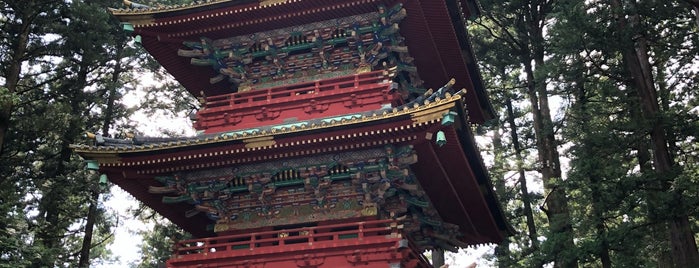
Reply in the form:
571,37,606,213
0,0,137,266
548,0,699,266
131,206,191,268
472,1,577,267
608,0,698,265
473,0,699,266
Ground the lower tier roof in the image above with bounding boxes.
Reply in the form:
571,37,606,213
72,89,511,248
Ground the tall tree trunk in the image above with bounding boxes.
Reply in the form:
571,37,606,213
33,57,90,268
476,1,575,264
35,112,82,267
626,80,672,267
78,190,100,268
611,0,699,266
514,3,577,266
521,50,576,268
78,45,124,268
505,96,539,252
0,8,31,158
572,72,612,268
491,126,511,267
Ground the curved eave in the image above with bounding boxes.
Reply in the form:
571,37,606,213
410,103,510,244
107,171,216,238
109,0,257,17
446,0,493,121
72,95,509,243
90,109,449,238
112,0,380,31
454,100,515,237
405,0,493,123
110,0,482,20
72,90,465,156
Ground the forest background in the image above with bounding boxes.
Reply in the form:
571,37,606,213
1,0,698,267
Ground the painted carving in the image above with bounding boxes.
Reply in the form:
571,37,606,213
152,145,465,251
177,4,422,99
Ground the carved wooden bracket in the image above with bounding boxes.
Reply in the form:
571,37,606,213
224,112,242,125
346,250,368,265
303,99,329,114
295,253,323,268
255,107,280,121
343,93,361,108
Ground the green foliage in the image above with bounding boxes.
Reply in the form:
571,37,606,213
130,207,191,268
1,0,697,266
0,86,18,108
472,0,699,267
0,0,146,266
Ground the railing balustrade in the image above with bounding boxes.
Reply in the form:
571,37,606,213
173,219,398,257
202,70,388,110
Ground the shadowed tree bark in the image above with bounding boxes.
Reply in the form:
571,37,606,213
610,0,699,266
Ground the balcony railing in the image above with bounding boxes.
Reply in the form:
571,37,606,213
172,219,399,258
201,70,391,111
193,70,395,133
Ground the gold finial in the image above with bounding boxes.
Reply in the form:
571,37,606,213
447,78,456,87
356,65,371,74
123,0,150,9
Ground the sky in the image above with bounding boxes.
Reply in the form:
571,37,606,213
95,76,194,267
101,187,146,267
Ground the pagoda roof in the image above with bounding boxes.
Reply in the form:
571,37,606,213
72,88,511,244
73,86,462,154
110,0,494,123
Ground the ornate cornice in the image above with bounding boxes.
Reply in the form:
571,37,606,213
71,88,466,156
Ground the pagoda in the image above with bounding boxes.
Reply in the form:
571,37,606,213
72,0,511,267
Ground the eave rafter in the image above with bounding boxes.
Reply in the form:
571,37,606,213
412,140,481,242
435,127,504,243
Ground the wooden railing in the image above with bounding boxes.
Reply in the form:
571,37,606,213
172,219,399,258
202,70,390,111
193,69,395,132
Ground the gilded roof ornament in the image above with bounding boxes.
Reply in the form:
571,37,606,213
123,0,150,9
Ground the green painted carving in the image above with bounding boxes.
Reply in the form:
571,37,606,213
405,197,429,208
154,176,171,183
150,145,463,250
176,4,422,97
162,195,193,204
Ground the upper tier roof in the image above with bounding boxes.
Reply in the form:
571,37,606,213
110,0,494,123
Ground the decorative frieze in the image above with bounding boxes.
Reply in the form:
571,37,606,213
148,144,463,250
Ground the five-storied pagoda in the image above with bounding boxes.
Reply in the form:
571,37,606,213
72,0,511,267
